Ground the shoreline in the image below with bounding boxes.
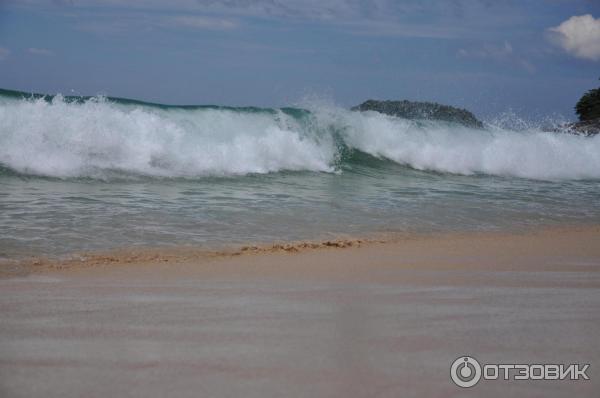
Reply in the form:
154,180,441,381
2,223,599,278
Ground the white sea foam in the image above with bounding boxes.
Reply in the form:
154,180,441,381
324,109,600,180
0,96,335,178
1,95,599,180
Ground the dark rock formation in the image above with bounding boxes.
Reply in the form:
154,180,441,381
559,119,600,136
352,99,484,128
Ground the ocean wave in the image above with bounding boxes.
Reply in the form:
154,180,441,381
0,89,599,180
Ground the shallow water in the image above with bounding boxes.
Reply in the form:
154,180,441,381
1,168,600,258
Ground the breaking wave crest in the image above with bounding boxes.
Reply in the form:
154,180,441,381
1,89,599,180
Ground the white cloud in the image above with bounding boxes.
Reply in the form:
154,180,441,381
549,14,600,61
27,47,55,56
74,14,238,35
457,41,513,60
0,47,10,60
161,16,237,30
457,41,535,73
7,0,515,39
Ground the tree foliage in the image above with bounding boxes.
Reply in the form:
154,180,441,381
576,83,600,121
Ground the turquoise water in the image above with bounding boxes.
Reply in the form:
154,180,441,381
1,89,599,258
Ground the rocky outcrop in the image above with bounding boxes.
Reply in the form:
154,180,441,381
559,119,600,136
352,99,484,128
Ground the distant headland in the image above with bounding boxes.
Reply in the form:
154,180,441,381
352,99,484,128
352,83,600,136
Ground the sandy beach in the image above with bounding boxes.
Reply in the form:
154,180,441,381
1,225,599,397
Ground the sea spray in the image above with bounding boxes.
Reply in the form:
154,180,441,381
1,89,599,180
0,94,335,178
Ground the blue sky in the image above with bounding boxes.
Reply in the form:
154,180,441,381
0,0,599,120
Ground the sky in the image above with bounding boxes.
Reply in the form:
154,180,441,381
0,0,599,120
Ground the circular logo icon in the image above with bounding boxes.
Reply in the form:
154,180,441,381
450,356,482,388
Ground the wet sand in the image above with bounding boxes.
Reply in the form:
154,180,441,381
1,226,600,397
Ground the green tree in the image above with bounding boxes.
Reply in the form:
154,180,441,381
575,79,600,121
